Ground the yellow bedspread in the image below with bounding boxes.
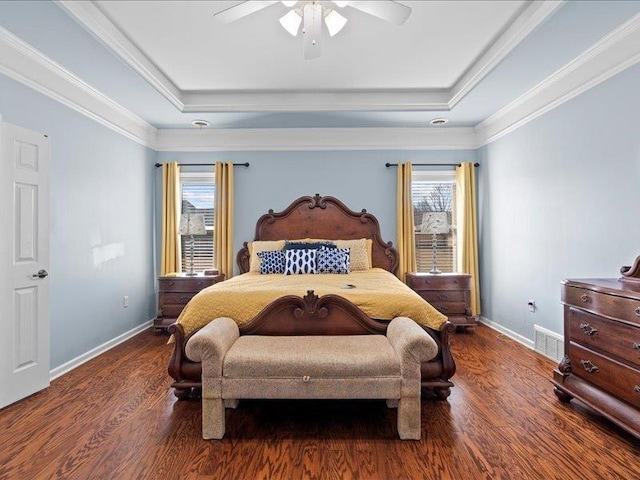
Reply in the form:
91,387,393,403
176,268,447,337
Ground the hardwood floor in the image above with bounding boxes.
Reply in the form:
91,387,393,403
1,324,638,480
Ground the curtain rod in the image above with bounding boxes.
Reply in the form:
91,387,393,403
154,162,249,168
385,162,479,168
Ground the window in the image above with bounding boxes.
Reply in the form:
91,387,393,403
180,173,215,273
412,170,457,273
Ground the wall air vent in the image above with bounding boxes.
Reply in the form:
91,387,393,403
534,325,564,362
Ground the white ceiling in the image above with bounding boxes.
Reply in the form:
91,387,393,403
94,0,526,91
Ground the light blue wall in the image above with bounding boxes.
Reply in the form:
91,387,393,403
0,74,156,369
477,63,640,340
155,150,476,275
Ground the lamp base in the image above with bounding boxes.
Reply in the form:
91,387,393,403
429,268,442,274
185,272,198,276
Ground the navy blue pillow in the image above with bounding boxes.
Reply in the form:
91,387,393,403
284,241,336,250
317,247,350,274
257,250,286,274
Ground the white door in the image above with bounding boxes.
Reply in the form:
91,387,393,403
0,122,50,409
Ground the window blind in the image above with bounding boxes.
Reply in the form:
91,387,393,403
412,174,457,273
181,180,215,273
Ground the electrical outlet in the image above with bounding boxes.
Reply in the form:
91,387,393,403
527,300,536,313
123,295,129,308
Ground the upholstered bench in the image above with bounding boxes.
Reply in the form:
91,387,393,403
185,316,438,440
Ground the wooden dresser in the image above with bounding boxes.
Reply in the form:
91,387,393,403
154,273,224,333
406,272,476,329
553,275,640,439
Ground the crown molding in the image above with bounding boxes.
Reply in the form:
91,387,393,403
56,0,555,113
0,26,157,147
154,127,478,152
476,12,640,146
449,0,565,109
182,90,450,112
56,0,184,111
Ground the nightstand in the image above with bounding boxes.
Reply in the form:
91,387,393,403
154,273,224,333
406,272,476,330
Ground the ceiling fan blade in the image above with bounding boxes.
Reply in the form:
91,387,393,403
303,3,322,59
347,1,412,25
213,1,279,24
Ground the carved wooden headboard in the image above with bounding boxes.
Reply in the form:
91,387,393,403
237,194,399,274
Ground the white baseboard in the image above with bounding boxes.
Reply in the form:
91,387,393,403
478,316,535,350
49,319,153,381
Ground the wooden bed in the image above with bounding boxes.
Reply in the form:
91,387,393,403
167,194,456,400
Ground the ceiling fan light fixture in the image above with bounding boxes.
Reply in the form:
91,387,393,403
279,9,302,36
324,9,347,36
281,1,298,6
333,1,349,7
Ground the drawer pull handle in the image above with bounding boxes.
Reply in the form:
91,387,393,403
302,376,310,383
635,386,640,393
438,306,449,313
633,343,640,351
169,281,175,287
635,307,640,317
580,360,599,374
580,294,589,303
437,293,448,300
579,323,598,337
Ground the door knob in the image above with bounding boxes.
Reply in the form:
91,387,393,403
32,269,49,279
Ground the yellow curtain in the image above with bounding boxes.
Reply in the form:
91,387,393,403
214,162,234,279
396,162,416,283
456,162,481,316
161,162,181,276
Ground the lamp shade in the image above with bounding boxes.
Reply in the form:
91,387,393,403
179,213,206,235
421,212,449,234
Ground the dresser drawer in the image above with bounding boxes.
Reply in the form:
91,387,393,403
564,286,640,327
569,342,640,408
159,277,215,292
407,275,470,291
568,308,640,368
419,290,466,303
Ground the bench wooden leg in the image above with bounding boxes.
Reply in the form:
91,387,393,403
202,397,225,440
397,396,421,440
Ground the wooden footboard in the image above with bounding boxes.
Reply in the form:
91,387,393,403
167,291,456,400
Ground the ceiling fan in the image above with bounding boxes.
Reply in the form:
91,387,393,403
214,1,412,59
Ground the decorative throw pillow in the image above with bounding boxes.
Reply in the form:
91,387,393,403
334,239,370,271
257,250,286,274
317,247,350,274
284,249,317,275
248,240,286,272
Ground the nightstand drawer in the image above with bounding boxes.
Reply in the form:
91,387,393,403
159,304,186,318
419,290,466,303
160,292,198,305
568,307,640,368
430,302,468,315
569,342,640,408
407,274,470,291
564,286,640,327
159,277,215,292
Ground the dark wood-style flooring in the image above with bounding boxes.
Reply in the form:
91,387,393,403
1,324,638,479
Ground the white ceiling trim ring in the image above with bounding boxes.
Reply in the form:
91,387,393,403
57,0,558,113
